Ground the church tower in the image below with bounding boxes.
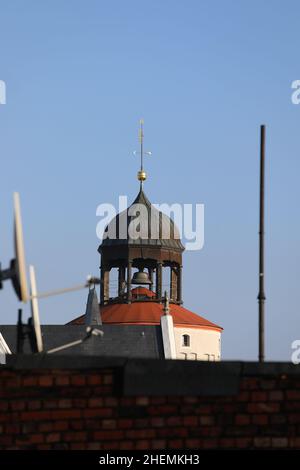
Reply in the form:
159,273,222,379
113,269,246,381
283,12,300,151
72,121,222,361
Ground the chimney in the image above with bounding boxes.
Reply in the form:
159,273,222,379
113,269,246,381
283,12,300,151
85,287,102,325
160,291,176,359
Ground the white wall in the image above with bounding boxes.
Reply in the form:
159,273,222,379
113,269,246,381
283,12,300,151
174,327,221,361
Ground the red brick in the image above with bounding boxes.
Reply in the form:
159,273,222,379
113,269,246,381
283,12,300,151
10,401,25,411
101,441,120,450
64,432,87,442
199,415,214,426
135,439,151,450
254,437,271,448
94,430,124,440
39,422,53,432
169,439,184,449
252,414,268,425
71,375,86,386
29,434,44,444
236,438,252,449
270,414,286,424
70,420,84,430
247,402,280,414
235,414,250,426
186,438,201,448
136,397,149,406
43,400,58,409
53,420,69,431
219,438,235,448
87,375,102,385
46,433,61,443
0,435,13,446
71,442,85,450
127,429,156,439
22,422,36,433
135,418,149,428
166,416,181,427
183,397,198,404
286,390,300,400
237,391,250,402
157,427,188,438
5,378,21,388
21,411,51,421
251,391,267,402
103,375,113,385
183,416,198,427
202,439,218,449
58,399,72,409
104,397,118,407
28,400,41,410
83,408,112,418
55,376,70,386
119,441,134,450
150,417,165,427
73,399,87,408
118,419,133,429
260,379,276,390
289,437,300,448
102,419,116,430
87,442,102,450
151,397,166,405
88,398,104,408
271,437,288,448
38,375,53,387
195,405,211,414
5,423,21,434
52,410,81,420
241,378,258,390
148,405,178,416
0,401,8,411
120,397,135,406
151,439,166,449
269,391,284,401
288,413,300,424
23,376,38,387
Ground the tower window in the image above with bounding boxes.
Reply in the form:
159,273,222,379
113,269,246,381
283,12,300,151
182,334,190,347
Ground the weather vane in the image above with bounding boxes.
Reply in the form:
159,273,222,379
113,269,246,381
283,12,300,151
133,119,152,187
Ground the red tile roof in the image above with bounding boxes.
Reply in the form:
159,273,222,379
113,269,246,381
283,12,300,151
69,288,222,331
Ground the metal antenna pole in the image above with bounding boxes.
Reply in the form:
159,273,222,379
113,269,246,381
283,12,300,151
258,125,266,362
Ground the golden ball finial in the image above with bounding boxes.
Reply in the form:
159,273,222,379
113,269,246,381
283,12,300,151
137,170,147,182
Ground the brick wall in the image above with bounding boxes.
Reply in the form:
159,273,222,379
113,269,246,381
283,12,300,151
0,357,299,450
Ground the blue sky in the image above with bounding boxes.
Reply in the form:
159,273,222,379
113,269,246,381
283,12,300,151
0,0,299,360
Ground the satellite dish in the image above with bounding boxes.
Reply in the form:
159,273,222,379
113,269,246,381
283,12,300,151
29,265,43,352
0,192,29,302
12,192,29,302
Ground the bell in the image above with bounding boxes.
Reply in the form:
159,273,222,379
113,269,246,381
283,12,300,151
131,268,151,285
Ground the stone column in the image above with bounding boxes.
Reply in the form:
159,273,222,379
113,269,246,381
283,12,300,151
156,262,162,302
127,260,132,303
100,266,110,305
170,266,178,301
148,267,154,292
177,265,183,304
118,266,126,297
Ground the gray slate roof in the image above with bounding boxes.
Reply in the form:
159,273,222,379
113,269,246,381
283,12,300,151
100,188,185,251
0,324,164,358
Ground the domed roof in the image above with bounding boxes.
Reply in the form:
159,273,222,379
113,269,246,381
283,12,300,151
69,288,222,331
100,189,184,252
